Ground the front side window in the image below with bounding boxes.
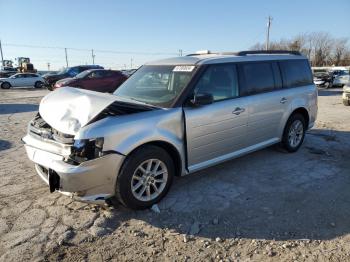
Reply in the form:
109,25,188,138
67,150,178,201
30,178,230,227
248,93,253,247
12,74,24,78
87,71,105,79
240,62,275,96
194,64,239,101
114,65,195,107
280,60,313,88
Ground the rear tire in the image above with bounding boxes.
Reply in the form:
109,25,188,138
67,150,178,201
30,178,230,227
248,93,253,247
115,145,174,210
1,82,11,89
343,99,350,106
281,113,306,153
34,81,43,88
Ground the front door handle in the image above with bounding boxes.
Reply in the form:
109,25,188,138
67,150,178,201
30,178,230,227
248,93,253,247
232,107,245,115
280,97,288,104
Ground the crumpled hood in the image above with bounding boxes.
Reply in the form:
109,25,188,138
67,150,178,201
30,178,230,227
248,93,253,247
39,87,118,135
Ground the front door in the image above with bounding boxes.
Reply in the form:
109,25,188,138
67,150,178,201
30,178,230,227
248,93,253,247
184,63,249,172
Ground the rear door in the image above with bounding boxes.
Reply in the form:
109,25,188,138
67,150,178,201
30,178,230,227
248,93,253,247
26,74,38,86
108,71,127,92
238,61,287,145
184,63,249,172
99,71,116,92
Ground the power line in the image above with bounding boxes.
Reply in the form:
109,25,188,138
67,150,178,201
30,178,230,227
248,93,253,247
2,42,178,56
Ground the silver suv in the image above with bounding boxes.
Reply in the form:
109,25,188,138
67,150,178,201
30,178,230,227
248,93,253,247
23,50,317,209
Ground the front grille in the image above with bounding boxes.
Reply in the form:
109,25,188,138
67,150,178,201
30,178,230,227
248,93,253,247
29,114,74,144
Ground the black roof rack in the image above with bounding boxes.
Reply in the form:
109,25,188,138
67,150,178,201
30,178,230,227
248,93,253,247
236,50,302,56
186,50,302,57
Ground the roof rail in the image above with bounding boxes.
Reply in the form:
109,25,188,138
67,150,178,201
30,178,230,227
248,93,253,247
236,50,302,56
186,50,302,57
186,50,214,56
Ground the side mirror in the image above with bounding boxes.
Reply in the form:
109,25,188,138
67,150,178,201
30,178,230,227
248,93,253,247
190,92,214,106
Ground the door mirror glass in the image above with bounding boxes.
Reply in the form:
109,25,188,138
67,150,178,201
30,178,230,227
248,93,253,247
190,92,213,106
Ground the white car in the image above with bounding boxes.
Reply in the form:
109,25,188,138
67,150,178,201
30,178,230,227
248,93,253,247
0,73,45,89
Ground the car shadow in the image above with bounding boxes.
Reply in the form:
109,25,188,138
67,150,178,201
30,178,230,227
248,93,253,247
0,140,12,151
0,103,39,114
318,88,343,96
104,128,350,241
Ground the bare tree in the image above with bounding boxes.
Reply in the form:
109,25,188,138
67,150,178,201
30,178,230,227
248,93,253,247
331,38,348,66
250,32,350,66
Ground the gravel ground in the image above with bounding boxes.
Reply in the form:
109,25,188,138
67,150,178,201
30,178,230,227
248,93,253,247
0,87,349,262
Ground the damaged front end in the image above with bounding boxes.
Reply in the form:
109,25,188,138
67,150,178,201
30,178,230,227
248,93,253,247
23,87,159,204
23,113,126,204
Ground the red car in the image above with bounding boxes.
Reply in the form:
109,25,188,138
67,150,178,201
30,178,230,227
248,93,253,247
53,69,127,93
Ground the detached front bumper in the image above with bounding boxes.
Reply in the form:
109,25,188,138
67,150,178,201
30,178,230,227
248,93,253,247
23,135,125,204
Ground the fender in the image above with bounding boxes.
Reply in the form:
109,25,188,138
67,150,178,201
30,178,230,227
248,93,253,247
77,108,187,175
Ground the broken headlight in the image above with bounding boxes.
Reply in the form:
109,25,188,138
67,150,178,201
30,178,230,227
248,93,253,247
69,138,104,164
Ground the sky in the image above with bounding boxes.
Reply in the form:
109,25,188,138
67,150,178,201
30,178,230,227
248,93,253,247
1,0,350,70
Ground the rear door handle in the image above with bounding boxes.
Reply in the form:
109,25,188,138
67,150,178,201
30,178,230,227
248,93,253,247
280,97,288,104
232,107,245,115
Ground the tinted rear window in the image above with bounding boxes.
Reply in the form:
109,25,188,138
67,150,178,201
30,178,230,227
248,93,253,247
279,60,313,88
240,62,275,96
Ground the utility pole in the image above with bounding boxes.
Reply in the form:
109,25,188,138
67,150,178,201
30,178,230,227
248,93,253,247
0,39,4,67
266,16,273,51
130,58,133,69
64,48,69,67
47,62,50,71
91,49,95,65
179,49,183,56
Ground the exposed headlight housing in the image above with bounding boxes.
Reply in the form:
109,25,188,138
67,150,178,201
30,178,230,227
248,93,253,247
69,138,104,164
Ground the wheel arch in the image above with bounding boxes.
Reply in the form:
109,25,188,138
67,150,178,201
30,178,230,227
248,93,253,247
123,140,183,177
290,107,310,128
1,81,12,89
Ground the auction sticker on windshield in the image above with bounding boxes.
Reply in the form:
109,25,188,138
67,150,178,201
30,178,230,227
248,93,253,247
173,65,195,72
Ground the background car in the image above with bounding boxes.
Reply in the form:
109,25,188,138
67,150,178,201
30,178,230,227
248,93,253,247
0,73,45,89
332,70,350,87
42,65,104,90
313,71,333,88
342,83,350,106
53,69,128,93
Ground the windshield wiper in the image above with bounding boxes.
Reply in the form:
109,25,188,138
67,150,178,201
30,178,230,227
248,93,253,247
116,96,160,109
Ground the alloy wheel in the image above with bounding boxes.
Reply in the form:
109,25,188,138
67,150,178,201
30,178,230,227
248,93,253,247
288,119,304,148
130,159,168,202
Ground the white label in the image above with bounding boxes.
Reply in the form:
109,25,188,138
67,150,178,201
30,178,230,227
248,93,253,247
173,65,195,72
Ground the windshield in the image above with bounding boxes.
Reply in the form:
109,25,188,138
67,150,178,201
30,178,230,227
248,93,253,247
114,65,195,107
58,68,69,74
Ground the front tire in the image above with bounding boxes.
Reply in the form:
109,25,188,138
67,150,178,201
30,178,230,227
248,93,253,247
343,99,350,106
282,113,306,152
1,82,11,89
115,145,174,209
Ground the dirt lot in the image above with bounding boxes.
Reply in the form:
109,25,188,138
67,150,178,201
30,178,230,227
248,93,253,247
0,87,349,261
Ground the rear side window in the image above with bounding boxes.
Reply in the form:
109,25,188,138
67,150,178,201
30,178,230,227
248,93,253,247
240,62,275,96
279,60,313,88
